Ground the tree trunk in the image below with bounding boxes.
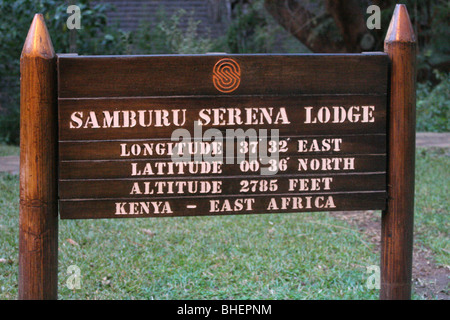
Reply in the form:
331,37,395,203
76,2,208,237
264,0,347,53
325,0,374,52
265,0,377,53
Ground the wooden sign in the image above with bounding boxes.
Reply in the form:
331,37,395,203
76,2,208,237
57,54,388,219
19,5,416,300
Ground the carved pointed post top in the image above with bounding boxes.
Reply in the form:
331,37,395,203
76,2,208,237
381,4,416,300
21,13,55,59
19,13,58,300
385,4,416,45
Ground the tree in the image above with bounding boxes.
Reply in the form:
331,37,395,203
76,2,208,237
264,0,449,80
264,0,384,53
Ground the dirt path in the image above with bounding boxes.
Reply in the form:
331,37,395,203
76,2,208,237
416,132,450,148
0,155,19,175
330,210,449,300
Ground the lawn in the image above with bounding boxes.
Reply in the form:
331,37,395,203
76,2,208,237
0,144,448,300
414,148,449,266
0,144,19,157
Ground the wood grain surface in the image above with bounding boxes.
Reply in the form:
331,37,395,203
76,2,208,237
19,14,58,300
381,4,417,300
57,53,388,219
58,53,389,98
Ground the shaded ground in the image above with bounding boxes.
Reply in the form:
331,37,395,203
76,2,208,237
331,133,450,300
330,210,449,300
0,156,19,175
416,132,450,149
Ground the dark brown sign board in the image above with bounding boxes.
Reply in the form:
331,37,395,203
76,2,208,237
57,54,388,219
19,5,416,300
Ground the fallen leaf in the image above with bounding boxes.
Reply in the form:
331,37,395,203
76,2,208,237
102,278,111,286
202,271,214,277
141,229,156,237
102,274,112,286
66,238,79,246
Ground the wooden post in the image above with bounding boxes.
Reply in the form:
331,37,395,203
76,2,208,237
381,4,416,300
19,14,58,300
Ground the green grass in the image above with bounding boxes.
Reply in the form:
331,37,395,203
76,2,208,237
414,148,449,267
0,143,19,157
0,173,19,298
0,148,448,300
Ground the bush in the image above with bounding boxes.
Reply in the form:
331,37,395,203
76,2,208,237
0,0,129,144
226,0,278,53
0,2,222,144
133,8,215,55
416,71,450,132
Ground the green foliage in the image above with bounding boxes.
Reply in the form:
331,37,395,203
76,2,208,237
133,8,214,54
0,0,129,144
376,0,449,82
416,71,450,132
407,0,450,81
0,2,219,144
226,1,279,53
0,105,19,145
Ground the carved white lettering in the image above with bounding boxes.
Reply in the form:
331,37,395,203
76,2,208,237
288,177,333,191
131,161,223,176
297,138,343,153
114,201,173,215
120,141,222,157
69,109,187,129
198,107,290,126
304,106,375,124
209,198,255,212
267,196,336,210
297,157,355,171
129,180,222,195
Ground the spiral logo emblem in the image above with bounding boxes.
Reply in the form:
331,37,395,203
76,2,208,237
212,58,241,93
